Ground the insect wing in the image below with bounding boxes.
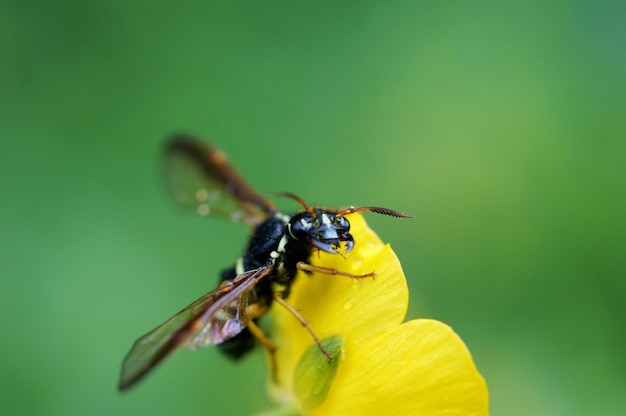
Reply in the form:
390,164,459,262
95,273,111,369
164,135,276,225
118,265,273,391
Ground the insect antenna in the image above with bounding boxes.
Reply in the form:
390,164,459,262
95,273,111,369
273,192,317,218
335,206,413,219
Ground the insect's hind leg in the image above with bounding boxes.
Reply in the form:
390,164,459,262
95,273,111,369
247,320,279,382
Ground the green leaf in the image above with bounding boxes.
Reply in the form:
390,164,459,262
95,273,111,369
293,336,343,410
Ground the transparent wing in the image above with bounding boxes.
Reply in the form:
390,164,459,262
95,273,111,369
164,134,276,225
118,264,274,391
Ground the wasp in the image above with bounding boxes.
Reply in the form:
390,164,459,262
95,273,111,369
118,135,412,391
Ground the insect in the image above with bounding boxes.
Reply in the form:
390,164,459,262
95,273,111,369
118,135,412,391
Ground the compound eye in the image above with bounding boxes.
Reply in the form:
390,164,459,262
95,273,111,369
289,214,315,239
334,216,350,230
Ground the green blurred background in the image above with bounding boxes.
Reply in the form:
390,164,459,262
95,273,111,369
1,1,624,415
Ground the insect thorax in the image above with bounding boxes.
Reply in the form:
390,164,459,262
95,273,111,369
241,212,316,286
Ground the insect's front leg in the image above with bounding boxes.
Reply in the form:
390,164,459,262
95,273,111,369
296,261,376,279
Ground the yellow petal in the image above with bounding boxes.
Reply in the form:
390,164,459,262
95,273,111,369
312,319,489,416
266,213,488,415
269,213,409,399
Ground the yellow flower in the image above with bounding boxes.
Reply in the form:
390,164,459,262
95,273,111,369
266,213,489,415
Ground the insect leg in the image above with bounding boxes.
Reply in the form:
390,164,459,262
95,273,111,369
247,320,279,381
273,293,334,361
296,261,376,279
